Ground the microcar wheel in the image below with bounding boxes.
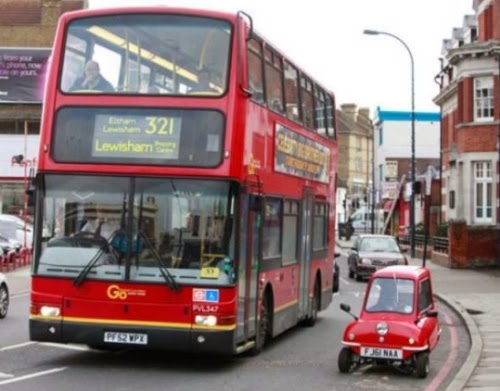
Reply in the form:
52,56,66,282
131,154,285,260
338,347,353,373
415,352,430,378
0,283,9,319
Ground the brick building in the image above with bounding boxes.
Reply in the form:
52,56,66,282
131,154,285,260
434,0,500,267
0,0,86,215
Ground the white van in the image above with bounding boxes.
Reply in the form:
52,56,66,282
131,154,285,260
348,207,385,234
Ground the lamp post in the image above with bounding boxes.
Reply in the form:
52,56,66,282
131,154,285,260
363,29,416,258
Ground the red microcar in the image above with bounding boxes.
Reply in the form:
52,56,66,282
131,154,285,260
338,265,441,378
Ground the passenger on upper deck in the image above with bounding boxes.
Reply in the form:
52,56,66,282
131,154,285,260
70,60,114,92
190,68,217,94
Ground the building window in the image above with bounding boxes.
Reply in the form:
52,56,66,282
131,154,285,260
449,190,455,209
378,127,383,145
474,77,494,122
356,136,362,150
378,164,384,183
352,182,364,197
473,161,493,223
354,157,362,172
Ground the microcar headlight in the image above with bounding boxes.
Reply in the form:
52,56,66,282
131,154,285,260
376,322,388,336
195,315,217,327
360,258,372,265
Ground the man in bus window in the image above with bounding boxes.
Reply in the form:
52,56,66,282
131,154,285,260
70,60,114,92
81,204,120,239
191,69,217,93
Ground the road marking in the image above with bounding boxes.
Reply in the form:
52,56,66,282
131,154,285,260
424,309,458,391
0,341,36,351
0,367,67,386
40,342,90,351
0,372,14,379
1,341,89,352
11,292,30,299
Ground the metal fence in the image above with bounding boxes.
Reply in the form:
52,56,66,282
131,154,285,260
398,234,449,255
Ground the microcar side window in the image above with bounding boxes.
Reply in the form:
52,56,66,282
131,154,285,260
418,278,432,312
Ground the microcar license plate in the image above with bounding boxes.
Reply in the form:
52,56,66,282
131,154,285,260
104,331,148,345
361,346,402,359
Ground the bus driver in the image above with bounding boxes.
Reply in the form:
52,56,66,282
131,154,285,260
70,60,114,92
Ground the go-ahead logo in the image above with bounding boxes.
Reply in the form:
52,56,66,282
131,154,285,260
107,284,146,300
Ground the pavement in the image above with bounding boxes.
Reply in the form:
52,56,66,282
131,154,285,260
336,234,500,391
4,240,500,391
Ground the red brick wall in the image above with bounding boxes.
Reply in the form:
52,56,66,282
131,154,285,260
457,126,498,152
461,78,474,123
449,221,500,267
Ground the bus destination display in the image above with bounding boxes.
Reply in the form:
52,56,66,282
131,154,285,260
92,114,182,159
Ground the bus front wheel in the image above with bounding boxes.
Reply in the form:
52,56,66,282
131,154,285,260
249,293,271,356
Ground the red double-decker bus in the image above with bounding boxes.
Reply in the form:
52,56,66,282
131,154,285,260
29,6,338,355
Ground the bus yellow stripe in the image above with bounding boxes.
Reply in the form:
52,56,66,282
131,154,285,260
30,315,236,331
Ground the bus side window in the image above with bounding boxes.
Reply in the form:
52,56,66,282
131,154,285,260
300,75,314,129
284,61,300,122
264,47,284,113
247,37,265,102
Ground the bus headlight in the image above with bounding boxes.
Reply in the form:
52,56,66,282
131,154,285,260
40,305,61,317
195,315,217,326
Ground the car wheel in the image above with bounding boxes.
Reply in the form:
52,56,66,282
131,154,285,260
348,262,354,279
338,347,354,373
0,283,9,319
333,275,339,293
333,265,340,293
415,352,430,378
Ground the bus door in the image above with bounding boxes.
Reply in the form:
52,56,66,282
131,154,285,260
298,189,314,318
236,194,261,341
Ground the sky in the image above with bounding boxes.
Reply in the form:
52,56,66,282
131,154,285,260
88,0,474,115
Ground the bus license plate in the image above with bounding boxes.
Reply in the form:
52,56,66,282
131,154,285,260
104,332,148,345
361,346,402,360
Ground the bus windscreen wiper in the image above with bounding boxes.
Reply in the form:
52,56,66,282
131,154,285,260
138,230,179,292
73,242,108,287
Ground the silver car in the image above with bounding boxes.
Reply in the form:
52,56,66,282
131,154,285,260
347,234,408,281
0,272,9,318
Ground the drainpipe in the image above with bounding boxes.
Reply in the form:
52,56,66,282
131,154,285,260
497,53,500,265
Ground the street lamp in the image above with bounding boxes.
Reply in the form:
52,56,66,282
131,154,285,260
363,29,416,258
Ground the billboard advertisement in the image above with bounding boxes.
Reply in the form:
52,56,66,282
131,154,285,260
0,47,51,103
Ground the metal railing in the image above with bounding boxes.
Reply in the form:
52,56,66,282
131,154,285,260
398,234,449,255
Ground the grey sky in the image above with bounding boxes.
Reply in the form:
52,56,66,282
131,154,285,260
88,0,473,114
